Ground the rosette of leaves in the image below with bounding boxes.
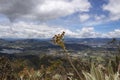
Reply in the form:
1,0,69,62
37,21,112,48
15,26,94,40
82,62,120,80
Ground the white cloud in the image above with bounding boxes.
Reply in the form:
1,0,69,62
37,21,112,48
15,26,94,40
0,22,119,38
103,0,120,21
94,15,106,21
75,27,101,38
79,14,90,22
105,29,120,38
0,21,74,38
0,0,91,21
80,0,120,26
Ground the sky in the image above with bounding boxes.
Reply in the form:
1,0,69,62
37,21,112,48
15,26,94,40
0,0,120,38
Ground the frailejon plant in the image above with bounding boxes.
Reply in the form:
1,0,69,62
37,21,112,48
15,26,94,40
82,62,120,80
52,31,83,80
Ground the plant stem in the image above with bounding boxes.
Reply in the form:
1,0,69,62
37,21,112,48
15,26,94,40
64,49,83,80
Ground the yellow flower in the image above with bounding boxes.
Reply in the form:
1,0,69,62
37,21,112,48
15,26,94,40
52,31,66,51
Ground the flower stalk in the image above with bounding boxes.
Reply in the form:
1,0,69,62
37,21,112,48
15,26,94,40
52,31,83,80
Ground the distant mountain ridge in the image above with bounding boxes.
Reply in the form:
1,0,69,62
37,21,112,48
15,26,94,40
0,38,119,56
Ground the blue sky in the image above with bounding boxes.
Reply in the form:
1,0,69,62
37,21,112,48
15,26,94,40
0,0,120,38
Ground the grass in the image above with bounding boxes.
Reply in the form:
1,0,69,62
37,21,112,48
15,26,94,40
0,55,120,80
